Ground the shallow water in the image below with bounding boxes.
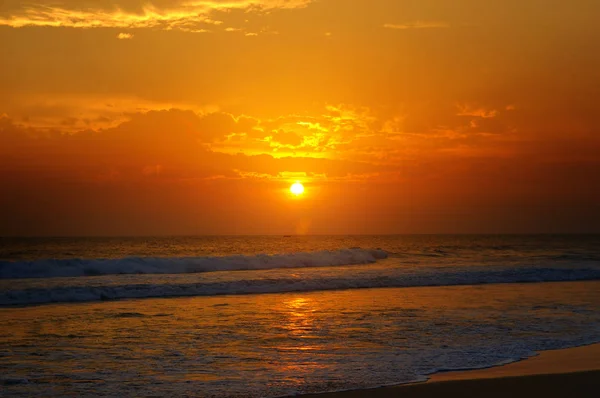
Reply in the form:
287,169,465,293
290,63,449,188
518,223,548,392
1,235,600,396
2,282,600,397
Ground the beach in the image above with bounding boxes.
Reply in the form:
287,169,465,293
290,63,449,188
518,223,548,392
2,235,600,397
4,0,600,395
298,344,600,397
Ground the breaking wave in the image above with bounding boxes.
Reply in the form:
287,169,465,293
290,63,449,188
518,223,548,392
0,248,388,279
2,265,600,306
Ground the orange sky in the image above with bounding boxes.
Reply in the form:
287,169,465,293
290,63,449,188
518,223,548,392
1,0,599,235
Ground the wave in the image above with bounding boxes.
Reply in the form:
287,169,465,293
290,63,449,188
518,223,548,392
3,266,600,306
0,248,388,279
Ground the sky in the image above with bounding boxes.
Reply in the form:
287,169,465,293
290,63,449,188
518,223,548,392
1,0,599,236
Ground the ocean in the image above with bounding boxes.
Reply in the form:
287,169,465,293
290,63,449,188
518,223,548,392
1,235,600,396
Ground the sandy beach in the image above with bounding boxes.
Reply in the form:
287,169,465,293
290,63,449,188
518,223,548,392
297,343,600,397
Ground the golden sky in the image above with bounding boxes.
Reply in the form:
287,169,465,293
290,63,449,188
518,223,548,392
1,0,599,235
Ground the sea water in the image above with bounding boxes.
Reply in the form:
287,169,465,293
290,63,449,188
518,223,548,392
1,235,600,396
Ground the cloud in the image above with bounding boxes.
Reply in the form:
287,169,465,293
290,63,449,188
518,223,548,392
456,104,499,118
2,94,217,132
195,112,260,141
0,1,315,31
0,110,385,187
210,105,380,156
383,21,450,30
271,130,303,147
2,104,600,235
117,33,134,39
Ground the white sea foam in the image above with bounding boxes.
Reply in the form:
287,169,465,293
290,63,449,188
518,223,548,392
0,248,388,279
2,265,600,306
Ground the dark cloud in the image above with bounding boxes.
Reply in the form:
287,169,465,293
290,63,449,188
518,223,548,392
0,111,384,183
2,107,600,235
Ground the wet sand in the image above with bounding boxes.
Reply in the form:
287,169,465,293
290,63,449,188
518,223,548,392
429,342,600,382
297,343,600,397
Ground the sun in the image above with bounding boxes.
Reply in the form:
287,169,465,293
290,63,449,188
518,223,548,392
290,182,305,196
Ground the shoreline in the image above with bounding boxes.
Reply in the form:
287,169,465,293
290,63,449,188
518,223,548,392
296,343,600,397
428,342,600,382
4,279,600,309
